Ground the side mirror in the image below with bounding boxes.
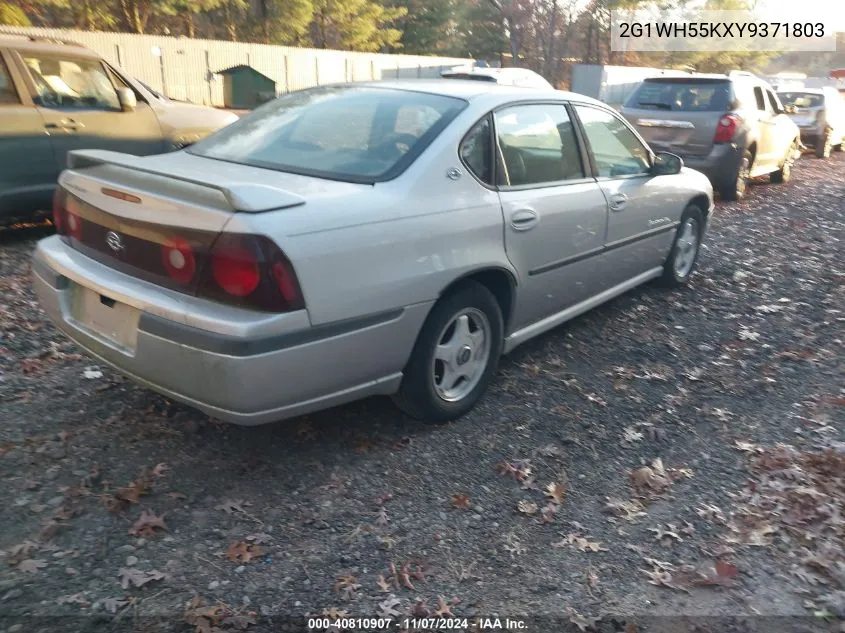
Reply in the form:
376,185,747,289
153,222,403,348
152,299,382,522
117,87,137,112
783,104,797,114
652,151,683,176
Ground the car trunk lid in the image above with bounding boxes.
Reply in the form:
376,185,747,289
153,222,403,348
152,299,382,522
54,150,332,304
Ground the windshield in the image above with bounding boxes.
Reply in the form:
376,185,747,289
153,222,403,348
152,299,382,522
777,92,824,109
626,79,732,111
188,86,467,183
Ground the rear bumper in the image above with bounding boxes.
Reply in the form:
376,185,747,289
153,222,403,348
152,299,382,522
679,143,743,190
32,236,430,425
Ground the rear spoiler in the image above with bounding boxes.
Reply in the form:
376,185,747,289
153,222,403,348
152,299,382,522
66,150,306,213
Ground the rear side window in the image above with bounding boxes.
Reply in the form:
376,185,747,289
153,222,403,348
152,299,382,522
626,80,731,111
0,57,19,104
460,117,493,185
778,92,824,108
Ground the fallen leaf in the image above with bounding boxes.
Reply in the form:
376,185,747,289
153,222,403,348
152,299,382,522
567,607,600,632
553,533,605,553
374,507,390,526
118,567,165,589
377,596,402,618
450,493,470,509
545,482,566,505
322,607,349,620
517,500,538,516
17,559,47,573
93,597,128,613
376,574,391,593
334,574,360,601
434,595,453,617
604,497,647,521
166,491,188,501
6,540,38,565
225,541,263,564
538,503,557,524
216,499,249,515
128,510,167,537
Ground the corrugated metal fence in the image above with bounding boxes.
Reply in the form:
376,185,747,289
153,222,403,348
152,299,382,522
0,26,472,107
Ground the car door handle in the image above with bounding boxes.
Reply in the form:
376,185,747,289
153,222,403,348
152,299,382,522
45,119,83,132
510,209,539,231
609,194,628,211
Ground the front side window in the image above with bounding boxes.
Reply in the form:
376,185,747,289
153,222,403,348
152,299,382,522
0,57,19,104
460,117,493,185
23,55,120,110
574,105,651,178
494,104,584,186
189,86,466,183
766,90,783,113
778,91,824,109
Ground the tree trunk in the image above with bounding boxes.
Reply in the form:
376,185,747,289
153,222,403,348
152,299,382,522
184,13,196,38
222,3,237,41
545,0,559,80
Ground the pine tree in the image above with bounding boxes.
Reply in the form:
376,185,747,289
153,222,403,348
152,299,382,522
311,0,406,52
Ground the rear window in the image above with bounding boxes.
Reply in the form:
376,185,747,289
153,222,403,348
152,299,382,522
626,80,732,112
777,92,824,108
188,86,466,183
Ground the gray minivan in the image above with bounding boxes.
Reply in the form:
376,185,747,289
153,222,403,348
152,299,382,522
621,72,800,201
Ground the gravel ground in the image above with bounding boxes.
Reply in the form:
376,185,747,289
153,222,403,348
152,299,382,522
0,154,843,633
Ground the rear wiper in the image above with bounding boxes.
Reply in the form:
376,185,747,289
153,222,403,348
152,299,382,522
636,102,672,110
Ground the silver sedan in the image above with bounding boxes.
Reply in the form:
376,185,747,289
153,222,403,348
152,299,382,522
32,80,714,425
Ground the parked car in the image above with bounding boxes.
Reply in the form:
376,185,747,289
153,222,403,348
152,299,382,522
777,87,845,158
33,81,713,426
621,71,801,201
0,35,238,224
441,65,554,90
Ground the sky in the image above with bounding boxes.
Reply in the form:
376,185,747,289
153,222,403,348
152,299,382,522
753,0,845,32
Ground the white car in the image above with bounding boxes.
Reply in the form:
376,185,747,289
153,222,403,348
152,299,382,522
441,66,554,90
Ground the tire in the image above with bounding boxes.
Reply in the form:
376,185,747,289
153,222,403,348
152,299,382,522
393,281,504,423
660,204,705,287
815,131,832,158
771,140,798,183
717,150,751,201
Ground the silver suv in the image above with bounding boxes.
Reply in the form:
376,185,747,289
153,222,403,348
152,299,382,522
621,72,800,201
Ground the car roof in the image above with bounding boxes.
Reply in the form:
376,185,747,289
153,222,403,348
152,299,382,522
0,35,100,58
358,79,606,107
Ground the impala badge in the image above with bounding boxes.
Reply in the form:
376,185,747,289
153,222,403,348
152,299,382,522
106,231,124,252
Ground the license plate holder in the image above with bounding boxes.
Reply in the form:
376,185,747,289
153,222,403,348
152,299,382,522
69,285,140,354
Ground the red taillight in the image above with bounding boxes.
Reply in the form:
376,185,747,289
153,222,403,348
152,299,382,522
61,196,84,241
52,188,66,235
714,114,740,143
212,245,260,297
199,233,304,312
161,237,197,285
